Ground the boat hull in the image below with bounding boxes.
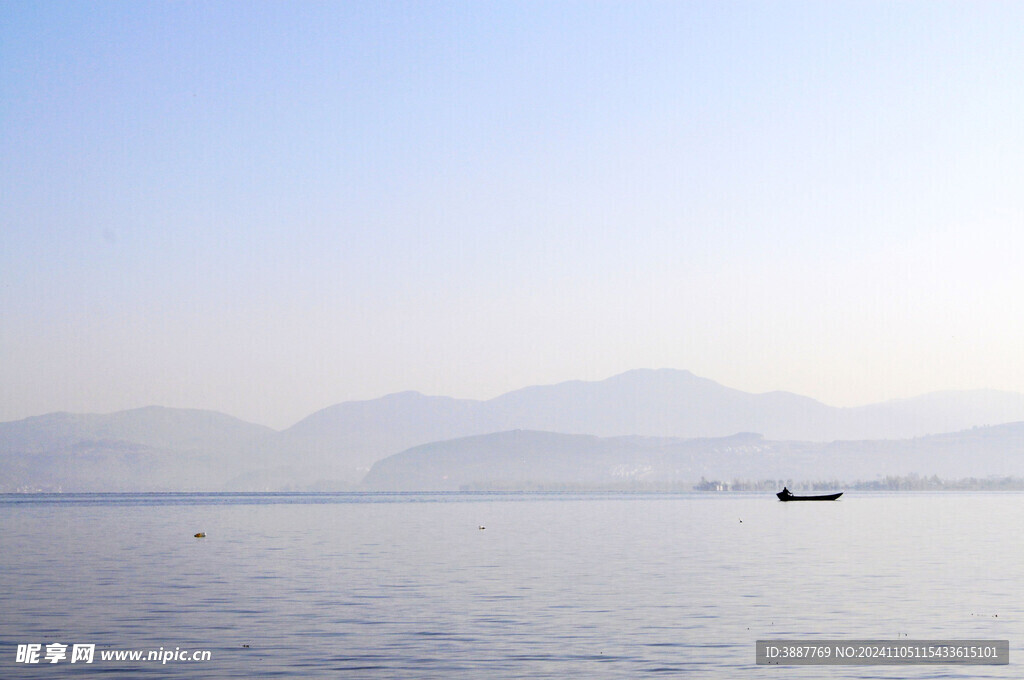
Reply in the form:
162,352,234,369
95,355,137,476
777,491,842,502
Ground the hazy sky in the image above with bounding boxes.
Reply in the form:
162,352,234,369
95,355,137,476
3,1,1023,428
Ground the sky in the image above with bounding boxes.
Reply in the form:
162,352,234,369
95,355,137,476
2,1,1024,429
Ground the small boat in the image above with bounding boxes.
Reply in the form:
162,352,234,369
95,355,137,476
776,487,842,502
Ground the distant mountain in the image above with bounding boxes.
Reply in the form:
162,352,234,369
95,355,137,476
488,369,833,439
848,390,1024,438
361,430,766,491
362,423,1024,491
0,406,273,454
271,369,1024,481
489,369,1024,441
259,391,506,484
4,369,1024,490
0,407,274,491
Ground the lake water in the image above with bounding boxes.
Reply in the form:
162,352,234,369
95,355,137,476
0,492,1020,678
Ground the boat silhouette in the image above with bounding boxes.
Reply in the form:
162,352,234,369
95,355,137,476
776,487,842,502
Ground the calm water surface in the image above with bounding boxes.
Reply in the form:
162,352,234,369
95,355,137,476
0,492,1020,678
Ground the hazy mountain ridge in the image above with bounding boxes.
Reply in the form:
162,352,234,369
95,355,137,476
0,406,275,491
270,370,1024,481
4,369,1024,490
264,391,506,482
1,406,274,453
485,369,833,438
362,423,1024,491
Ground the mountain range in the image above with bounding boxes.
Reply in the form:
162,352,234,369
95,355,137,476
362,424,1024,491
3,369,1024,491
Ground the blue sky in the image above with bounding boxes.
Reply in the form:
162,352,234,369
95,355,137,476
3,1,1024,428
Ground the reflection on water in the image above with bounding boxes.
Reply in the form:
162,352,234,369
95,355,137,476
0,492,1019,678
